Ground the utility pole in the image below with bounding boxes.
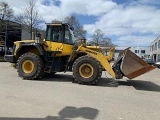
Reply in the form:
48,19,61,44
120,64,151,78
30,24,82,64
4,4,7,55
5,22,7,55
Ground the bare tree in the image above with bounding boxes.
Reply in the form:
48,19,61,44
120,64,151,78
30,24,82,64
89,29,114,47
64,15,86,39
90,29,104,46
15,0,41,39
0,1,13,31
100,37,114,47
52,19,62,24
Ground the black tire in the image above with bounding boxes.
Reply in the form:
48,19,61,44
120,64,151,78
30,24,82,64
72,55,102,85
17,52,44,80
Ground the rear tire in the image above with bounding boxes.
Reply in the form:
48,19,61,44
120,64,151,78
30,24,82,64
17,52,44,80
73,55,102,85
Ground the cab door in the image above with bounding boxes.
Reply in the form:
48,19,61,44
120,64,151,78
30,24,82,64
44,25,64,52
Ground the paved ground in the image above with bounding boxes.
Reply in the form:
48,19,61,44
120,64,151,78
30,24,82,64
0,62,160,120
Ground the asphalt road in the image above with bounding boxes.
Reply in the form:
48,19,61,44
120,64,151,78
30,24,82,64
0,62,160,120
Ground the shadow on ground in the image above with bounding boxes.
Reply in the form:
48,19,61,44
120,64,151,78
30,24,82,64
121,80,160,92
39,73,75,83
98,78,160,91
0,106,99,120
97,78,160,92
35,73,160,92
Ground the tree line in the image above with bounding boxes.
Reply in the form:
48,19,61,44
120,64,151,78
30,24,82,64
0,0,114,47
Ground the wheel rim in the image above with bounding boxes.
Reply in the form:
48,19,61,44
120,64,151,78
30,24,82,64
79,63,94,78
22,60,34,74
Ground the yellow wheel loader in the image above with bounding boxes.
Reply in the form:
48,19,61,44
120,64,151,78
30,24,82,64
4,23,156,85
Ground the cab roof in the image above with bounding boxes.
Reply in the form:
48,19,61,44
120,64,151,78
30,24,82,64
46,23,74,30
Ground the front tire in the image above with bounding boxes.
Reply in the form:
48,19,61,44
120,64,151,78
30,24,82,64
17,52,44,80
73,55,102,85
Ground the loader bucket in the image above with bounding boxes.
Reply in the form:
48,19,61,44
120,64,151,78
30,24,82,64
114,48,156,79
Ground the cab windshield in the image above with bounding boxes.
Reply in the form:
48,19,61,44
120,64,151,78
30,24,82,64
46,24,75,45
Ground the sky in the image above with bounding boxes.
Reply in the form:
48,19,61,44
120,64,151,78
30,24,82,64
1,0,160,47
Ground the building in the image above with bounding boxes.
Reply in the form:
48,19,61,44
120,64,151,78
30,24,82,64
150,36,160,62
0,20,45,56
0,21,21,56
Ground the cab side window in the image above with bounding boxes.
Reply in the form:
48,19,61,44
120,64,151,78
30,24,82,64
46,26,62,42
64,26,73,44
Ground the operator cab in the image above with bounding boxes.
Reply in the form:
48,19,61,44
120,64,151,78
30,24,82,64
46,23,74,45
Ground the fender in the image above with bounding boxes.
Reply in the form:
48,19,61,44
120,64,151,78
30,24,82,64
16,43,45,56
